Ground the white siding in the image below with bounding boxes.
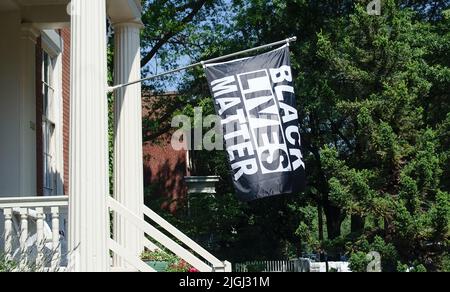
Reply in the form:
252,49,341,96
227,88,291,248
0,12,21,197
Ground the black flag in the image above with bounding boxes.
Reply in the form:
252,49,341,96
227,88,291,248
204,45,306,202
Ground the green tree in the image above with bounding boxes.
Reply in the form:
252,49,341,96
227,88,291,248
139,0,234,143
312,1,449,270
140,0,450,270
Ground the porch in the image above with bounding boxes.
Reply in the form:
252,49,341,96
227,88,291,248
0,0,229,272
0,195,231,272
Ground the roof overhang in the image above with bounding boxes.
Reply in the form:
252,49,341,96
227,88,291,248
1,0,142,29
107,0,142,25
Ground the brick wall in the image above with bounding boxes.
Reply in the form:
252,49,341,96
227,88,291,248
61,28,71,196
143,134,188,212
142,93,188,213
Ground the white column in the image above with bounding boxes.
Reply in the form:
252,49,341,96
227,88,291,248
19,24,39,197
68,0,110,272
113,22,144,267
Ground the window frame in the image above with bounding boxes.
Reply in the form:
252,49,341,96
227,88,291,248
41,30,64,197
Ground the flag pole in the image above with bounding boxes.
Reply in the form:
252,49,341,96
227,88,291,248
108,36,297,92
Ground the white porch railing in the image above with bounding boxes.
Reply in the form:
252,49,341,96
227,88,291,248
0,196,230,272
108,197,232,272
0,196,69,272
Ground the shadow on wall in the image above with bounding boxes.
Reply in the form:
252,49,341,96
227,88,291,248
143,135,188,213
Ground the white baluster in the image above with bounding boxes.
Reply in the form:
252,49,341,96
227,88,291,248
19,208,29,270
35,207,45,269
51,207,60,270
4,208,13,260
19,208,28,251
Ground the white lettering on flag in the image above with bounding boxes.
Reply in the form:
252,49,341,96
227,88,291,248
237,69,292,174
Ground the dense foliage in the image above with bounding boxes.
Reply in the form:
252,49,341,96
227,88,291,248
140,0,450,271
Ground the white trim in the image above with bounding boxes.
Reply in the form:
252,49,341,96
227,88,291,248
53,49,64,196
21,24,40,44
41,30,62,56
0,196,68,209
107,0,143,25
127,0,142,18
18,24,39,197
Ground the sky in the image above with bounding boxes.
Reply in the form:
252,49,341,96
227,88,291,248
141,0,236,92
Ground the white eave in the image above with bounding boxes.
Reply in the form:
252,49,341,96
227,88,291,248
0,0,142,28
107,0,143,25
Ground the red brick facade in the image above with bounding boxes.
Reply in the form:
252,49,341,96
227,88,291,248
142,93,188,213
61,28,71,196
143,133,188,212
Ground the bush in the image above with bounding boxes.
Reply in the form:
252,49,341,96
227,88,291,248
397,262,428,272
141,250,199,272
246,262,267,272
166,260,195,272
349,252,370,272
442,254,450,272
347,236,399,272
411,264,427,273
141,250,178,264
0,254,17,272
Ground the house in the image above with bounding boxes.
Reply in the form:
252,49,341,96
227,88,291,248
142,91,221,214
143,130,189,213
0,0,230,272
142,92,189,213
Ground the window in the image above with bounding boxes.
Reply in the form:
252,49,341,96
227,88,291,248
42,51,57,196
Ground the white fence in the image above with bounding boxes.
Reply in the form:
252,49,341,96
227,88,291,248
235,259,351,272
235,259,310,272
310,261,351,272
